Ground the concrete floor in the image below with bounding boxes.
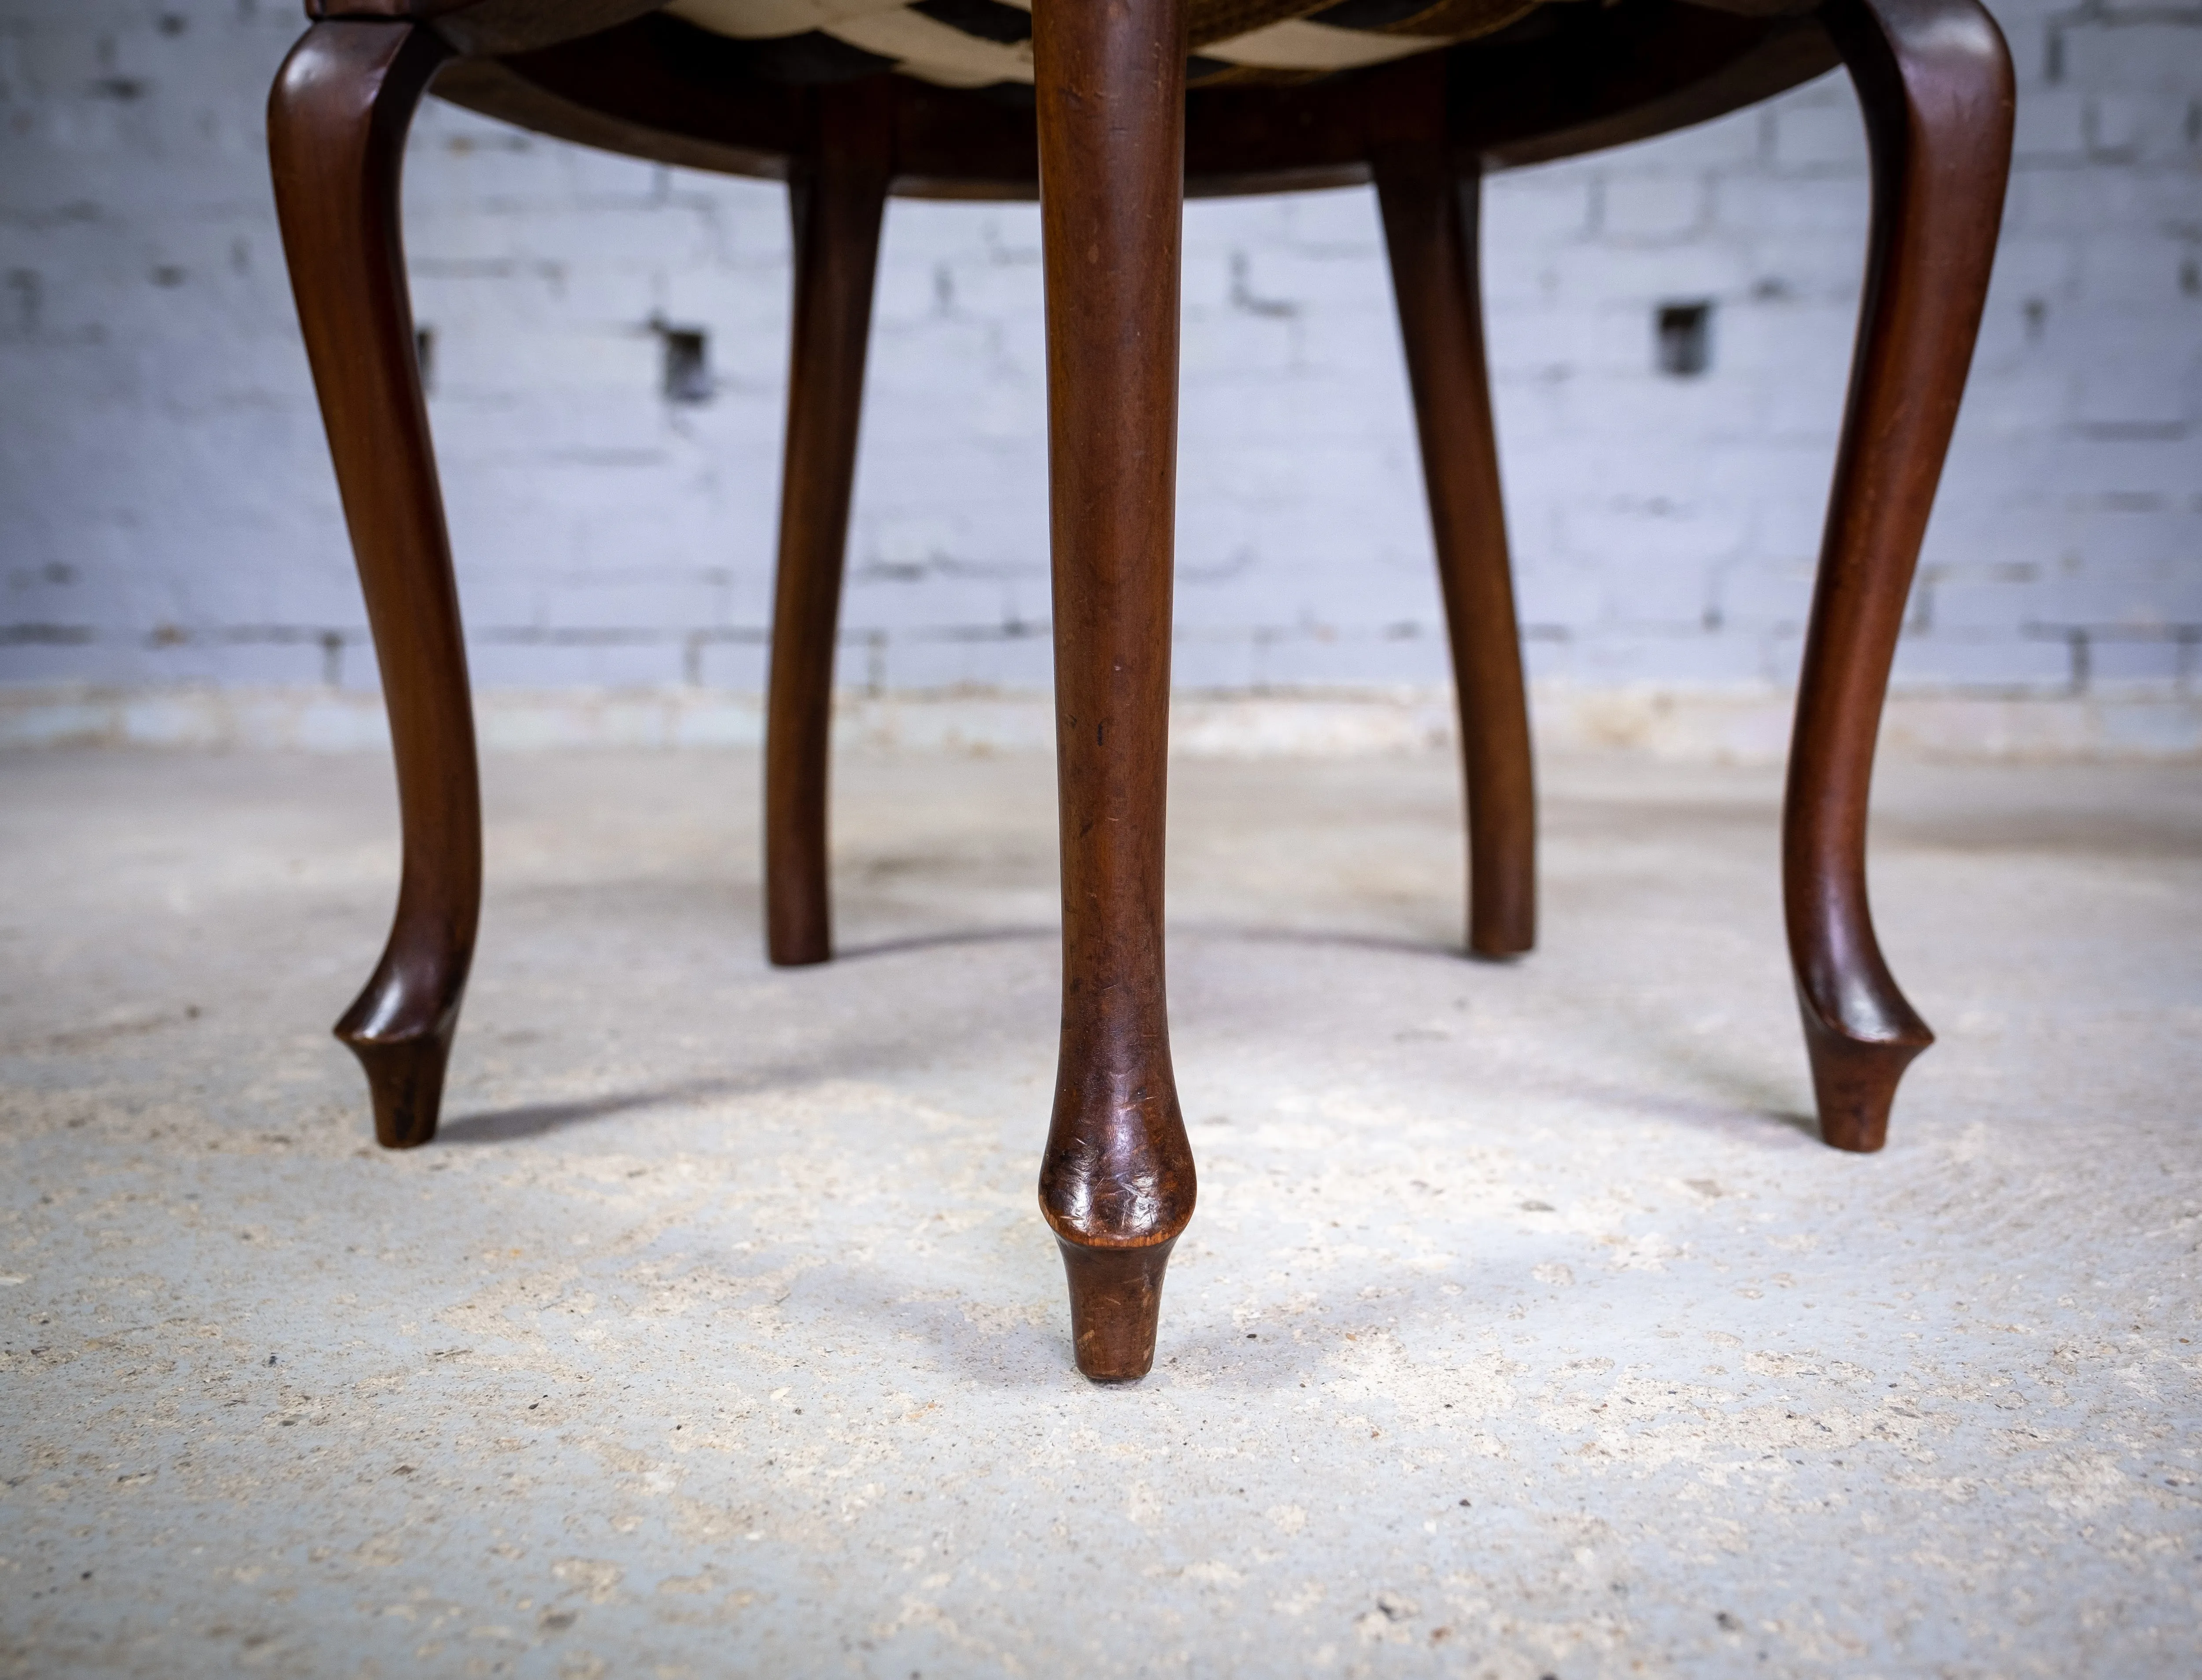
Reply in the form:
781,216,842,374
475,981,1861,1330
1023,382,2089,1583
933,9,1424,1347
1,745,2198,1678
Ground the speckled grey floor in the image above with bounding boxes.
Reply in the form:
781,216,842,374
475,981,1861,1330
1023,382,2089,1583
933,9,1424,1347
2,745,2198,1679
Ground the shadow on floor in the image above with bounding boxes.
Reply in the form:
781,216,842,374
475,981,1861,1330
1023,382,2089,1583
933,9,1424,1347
439,1076,754,1143
442,919,1829,1148
832,925,1054,963
835,919,1480,967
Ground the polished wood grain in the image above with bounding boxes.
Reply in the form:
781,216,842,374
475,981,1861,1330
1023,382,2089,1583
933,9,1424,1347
1786,0,2014,1151
273,0,2017,1373
1372,60,1536,960
1459,0,1836,170
270,19,479,1150
1033,0,1197,1382
764,87,893,967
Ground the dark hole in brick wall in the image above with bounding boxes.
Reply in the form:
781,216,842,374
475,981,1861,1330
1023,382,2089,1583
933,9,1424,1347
1655,301,1712,377
660,327,712,404
5,270,38,336
414,327,435,394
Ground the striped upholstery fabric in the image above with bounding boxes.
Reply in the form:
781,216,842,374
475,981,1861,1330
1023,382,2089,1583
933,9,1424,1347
663,0,1552,89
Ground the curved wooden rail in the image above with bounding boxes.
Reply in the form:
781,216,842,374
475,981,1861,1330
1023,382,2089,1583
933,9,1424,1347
426,1,1838,199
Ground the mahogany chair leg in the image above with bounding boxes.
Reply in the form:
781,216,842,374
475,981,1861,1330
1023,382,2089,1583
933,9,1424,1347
1032,0,1196,1381
270,22,479,1150
1788,0,2014,1151
1373,123,1536,960
764,89,891,967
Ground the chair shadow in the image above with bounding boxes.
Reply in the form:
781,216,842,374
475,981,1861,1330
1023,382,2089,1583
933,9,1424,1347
1553,1071,1821,1145
1571,980,1828,1145
440,918,1823,1148
439,1075,755,1144
1207,926,1824,1145
831,925,1055,964
1186,922,1455,963
1184,922,1816,1140
834,917,1512,968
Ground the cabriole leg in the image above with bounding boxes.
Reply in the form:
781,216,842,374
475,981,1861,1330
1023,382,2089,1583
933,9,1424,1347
764,89,891,967
1788,0,2014,1150
270,22,478,1149
1374,100,1536,959
1032,0,1195,1381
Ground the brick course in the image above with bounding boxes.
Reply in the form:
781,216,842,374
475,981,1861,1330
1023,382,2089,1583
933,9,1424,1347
0,0,2197,702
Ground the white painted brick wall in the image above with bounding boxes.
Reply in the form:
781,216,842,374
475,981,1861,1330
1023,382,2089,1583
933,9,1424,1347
2,0,2198,699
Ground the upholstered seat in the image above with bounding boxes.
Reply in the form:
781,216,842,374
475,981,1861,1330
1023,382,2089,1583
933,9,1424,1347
665,0,1550,88
409,0,1849,200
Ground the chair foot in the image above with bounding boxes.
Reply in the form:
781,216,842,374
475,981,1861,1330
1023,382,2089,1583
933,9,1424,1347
334,951,465,1150
336,1019,454,1150
768,937,832,970
1797,989,1931,1154
1057,1235,1177,1383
